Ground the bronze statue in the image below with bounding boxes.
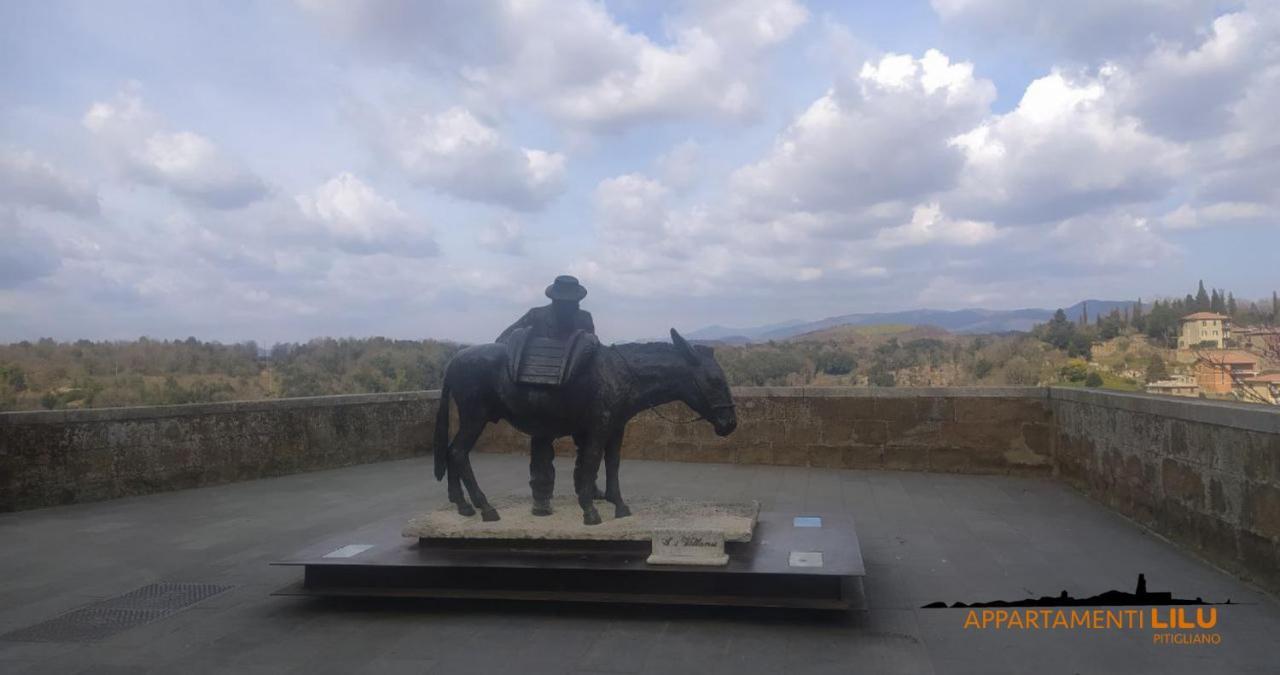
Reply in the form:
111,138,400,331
434,285,737,524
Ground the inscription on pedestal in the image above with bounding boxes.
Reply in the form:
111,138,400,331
646,529,729,566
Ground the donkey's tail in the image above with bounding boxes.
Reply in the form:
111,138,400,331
433,380,451,481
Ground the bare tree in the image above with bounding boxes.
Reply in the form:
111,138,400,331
1192,332,1280,405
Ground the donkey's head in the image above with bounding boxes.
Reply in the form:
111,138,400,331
669,328,737,436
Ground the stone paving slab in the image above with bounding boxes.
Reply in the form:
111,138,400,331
0,453,1277,674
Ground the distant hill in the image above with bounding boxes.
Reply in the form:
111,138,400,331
787,324,950,344
688,300,1136,343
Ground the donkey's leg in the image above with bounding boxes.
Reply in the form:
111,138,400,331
603,428,630,519
448,465,473,517
449,416,498,521
572,431,606,500
575,435,606,525
447,412,479,517
529,435,555,516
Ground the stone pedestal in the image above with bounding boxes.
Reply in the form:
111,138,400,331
274,506,865,609
401,496,759,549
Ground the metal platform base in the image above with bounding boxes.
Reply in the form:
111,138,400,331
272,511,865,610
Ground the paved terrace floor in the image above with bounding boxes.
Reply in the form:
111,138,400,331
2,454,1278,675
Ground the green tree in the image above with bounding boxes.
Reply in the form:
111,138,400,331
867,362,896,387
1067,332,1092,360
1085,371,1104,388
1195,281,1210,311
1145,354,1169,383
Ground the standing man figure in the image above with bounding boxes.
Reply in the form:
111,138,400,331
497,275,598,516
497,275,594,343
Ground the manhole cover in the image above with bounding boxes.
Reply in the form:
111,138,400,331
1,583,231,643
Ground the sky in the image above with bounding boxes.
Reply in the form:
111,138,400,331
2,0,1277,345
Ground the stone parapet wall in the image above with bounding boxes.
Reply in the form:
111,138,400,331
1048,388,1280,595
475,387,1055,476
0,392,440,512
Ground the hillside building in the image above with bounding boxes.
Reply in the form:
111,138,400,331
1193,350,1259,395
1178,312,1230,350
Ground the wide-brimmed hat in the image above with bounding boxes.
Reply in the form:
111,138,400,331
545,275,587,301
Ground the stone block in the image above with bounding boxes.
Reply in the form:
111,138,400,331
1242,482,1280,541
659,442,701,464
883,444,928,471
782,418,823,445
811,394,876,420
885,419,942,448
938,421,1014,451
953,397,1047,425
1208,475,1243,520
1155,499,1198,552
851,419,888,445
806,445,843,469
874,397,920,422
1193,512,1239,566
689,441,737,465
929,447,972,473
735,443,774,466
1238,531,1280,593
841,444,882,469
1244,433,1280,487
1021,422,1054,456
1161,458,1205,508
916,397,955,422
771,443,809,467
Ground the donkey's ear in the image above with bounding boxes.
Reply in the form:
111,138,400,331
670,328,699,364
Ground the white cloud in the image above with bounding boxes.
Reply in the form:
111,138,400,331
1112,8,1277,141
656,140,703,191
82,87,268,209
391,106,566,211
477,217,525,254
731,50,994,219
1161,201,1269,229
945,70,1184,225
295,172,436,256
595,173,672,239
0,149,99,216
300,0,808,132
874,203,1000,249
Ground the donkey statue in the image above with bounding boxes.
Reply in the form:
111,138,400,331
432,329,737,525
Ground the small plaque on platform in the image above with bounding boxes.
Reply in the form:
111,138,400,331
789,551,824,568
647,529,729,566
322,544,373,559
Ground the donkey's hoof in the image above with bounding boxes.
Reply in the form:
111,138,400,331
531,500,553,517
582,509,602,526
614,503,632,519
456,502,476,517
481,507,501,522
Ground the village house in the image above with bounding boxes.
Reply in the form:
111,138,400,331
1177,312,1230,350
1242,372,1280,405
1144,375,1200,398
1193,350,1260,395
1234,325,1280,353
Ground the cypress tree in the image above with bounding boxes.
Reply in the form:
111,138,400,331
1195,281,1210,311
